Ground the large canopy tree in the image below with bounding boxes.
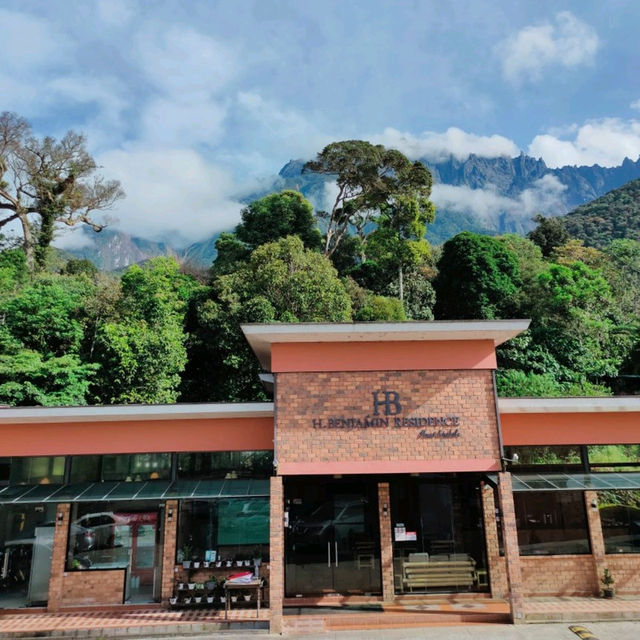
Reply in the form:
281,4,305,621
0,112,124,270
303,140,434,258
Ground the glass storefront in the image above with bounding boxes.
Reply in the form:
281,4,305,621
66,501,163,604
284,478,381,596
514,492,590,555
0,504,56,608
390,476,488,594
598,490,640,553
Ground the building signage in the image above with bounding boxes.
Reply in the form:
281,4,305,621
310,390,461,440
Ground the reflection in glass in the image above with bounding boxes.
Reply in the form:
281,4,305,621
102,454,171,482
598,490,640,553
514,492,590,555
177,451,273,479
9,457,65,485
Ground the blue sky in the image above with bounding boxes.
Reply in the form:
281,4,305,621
2,0,639,246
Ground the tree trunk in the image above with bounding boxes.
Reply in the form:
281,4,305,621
399,265,404,301
18,209,35,272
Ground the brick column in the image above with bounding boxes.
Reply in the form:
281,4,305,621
481,483,508,598
47,503,71,612
377,482,394,602
160,500,179,604
585,491,606,594
269,476,284,635
497,472,525,623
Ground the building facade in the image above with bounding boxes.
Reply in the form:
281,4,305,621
1,321,640,633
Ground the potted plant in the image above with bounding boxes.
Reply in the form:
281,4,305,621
169,596,178,605
188,582,195,590
181,544,193,569
193,559,201,569
194,595,202,604
243,590,251,602
184,596,192,605
601,567,615,598
205,576,217,590
206,594,214,604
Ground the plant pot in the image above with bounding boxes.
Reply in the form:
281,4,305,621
194,596,202,604
243,594,251,602
236,560,243,566
206,596,214,604
178,582,185,590
205,581,216,590
203,561,210,568
220,596,226,604
226,561,232,567
193,561,201,569
603,588,615,598
184,597,192,604
231,595,238,603
182,560,191,569
169,597,178,605
215,561,222,567
244,560,250,567
188,583,195,590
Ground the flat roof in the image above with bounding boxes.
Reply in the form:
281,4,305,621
242,320,530,370
0,402,274,424
498,397,640,413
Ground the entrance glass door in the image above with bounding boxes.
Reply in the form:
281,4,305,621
284,479,381,597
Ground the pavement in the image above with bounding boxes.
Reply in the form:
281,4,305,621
139,622,640,640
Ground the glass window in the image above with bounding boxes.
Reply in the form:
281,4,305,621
589,445,640,471
514,492,590,555
177,498,270,563
69,456,101,483
66,502,161,577
9,457,65,485
102,454,171,482
504,446,583,471
598,490,640,553
0,458,9,485
177,451,273,479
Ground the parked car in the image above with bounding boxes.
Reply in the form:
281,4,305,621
70,512,117,552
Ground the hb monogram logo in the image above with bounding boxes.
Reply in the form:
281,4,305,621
372,390,402,416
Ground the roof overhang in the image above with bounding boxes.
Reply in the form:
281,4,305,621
498,397,640,414
0,402,274,425
242,320,530,370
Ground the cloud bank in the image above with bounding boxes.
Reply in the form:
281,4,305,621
498,11,599,83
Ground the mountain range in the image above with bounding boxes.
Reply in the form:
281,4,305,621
65,153,640,270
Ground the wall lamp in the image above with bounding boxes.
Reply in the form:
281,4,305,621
56,512,64,525
382,503,389,516
167,508,174,522
501,453,519,464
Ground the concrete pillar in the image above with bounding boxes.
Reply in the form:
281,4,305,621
481,483,508,598
160,500,179,604
269,475,284,634
585,491,606,594
497,472,525,623
377,482,394,602
47,503,71,612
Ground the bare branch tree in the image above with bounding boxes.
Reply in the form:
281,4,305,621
0,112,125,270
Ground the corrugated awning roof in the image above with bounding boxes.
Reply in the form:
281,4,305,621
0,478,270,504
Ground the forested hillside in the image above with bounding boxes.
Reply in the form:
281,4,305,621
1,137,639,406
564,178,640,248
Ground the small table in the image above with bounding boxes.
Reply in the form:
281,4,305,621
224,579,263,619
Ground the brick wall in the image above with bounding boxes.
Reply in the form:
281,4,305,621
377,483,394,601
481,484,508,598
47,503,70,612
604,555,640,594
276,370,500,470
161,500,178,603
269,476,284,634
520,556,597,596
60,570,125,605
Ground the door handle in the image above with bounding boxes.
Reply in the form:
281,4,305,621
335,541,338,567
327,541,331,567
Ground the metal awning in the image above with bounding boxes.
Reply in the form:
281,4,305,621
0,478,270,504
485,472,640,492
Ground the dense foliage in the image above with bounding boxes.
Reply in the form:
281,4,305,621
0,137,638,406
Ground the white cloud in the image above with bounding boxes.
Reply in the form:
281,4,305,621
97,147,243,246
498,11,599,83
631,99,640,112
528,118,640,167
53,227,96,250
369,127,520,162
432,175,567,223
135,26,236,97
96,0,133,26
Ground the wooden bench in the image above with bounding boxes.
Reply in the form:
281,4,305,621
402,557,477,592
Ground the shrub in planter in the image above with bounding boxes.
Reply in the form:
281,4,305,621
601,568,615,598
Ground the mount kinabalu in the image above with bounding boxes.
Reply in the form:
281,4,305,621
66,153,640,269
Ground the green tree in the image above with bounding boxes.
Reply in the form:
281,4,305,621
92,258,197,404
527,214,569,257
0,112,124,271
433,232,522,319
496,369,611,397
183,236,352,402
304,140,434,258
